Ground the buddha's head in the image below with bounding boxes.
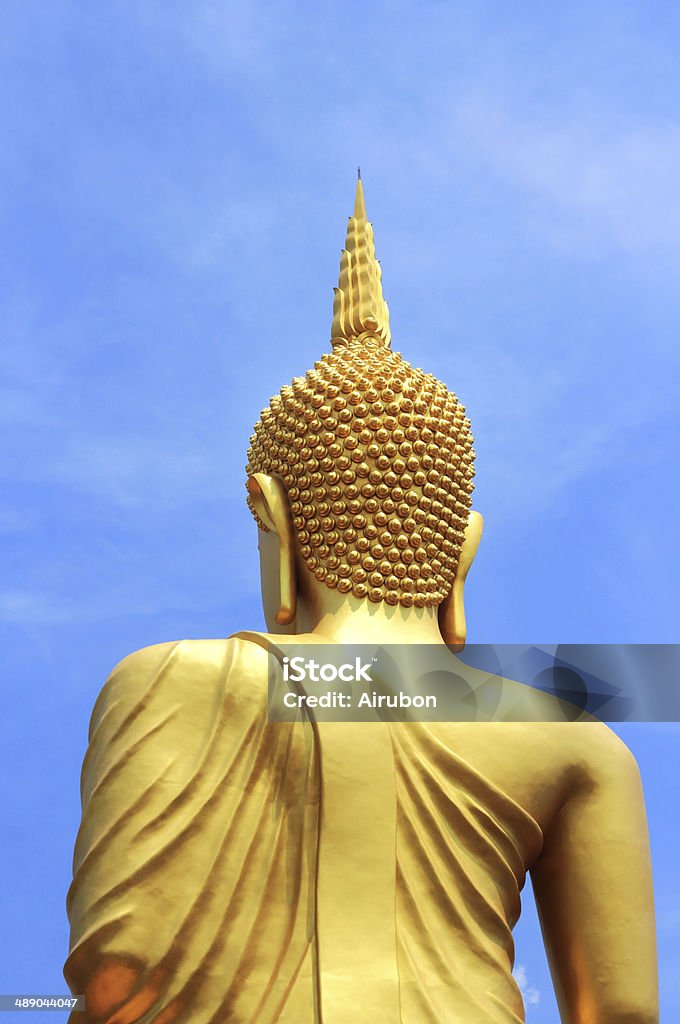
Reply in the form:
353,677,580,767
246,178,483,647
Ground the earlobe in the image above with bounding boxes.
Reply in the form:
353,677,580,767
438,511,484,651
247,474,297,626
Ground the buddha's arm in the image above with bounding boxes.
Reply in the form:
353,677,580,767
531,725,658,1024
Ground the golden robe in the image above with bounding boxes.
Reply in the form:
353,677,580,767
66,635,544,1024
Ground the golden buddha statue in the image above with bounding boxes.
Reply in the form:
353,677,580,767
65,179,658,1024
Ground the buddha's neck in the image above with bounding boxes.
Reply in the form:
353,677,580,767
292,575,446,646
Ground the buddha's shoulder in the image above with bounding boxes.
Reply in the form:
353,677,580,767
553,720,641,777
94,634,277,720
505,719,641,784
111,634,272,676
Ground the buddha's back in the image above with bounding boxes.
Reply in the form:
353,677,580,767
389,717,654,1023
65,635,654,1024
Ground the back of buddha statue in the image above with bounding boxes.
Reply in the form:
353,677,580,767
66,632,655,1024
66,177,658,1024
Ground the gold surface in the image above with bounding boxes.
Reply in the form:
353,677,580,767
330,176,391,349
246,180,475,609
66,182,658,1023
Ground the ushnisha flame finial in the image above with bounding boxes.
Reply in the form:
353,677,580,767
330,176,391,350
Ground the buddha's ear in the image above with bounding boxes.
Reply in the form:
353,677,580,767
438,511,484,652
247,473,284,533
247,474,297,625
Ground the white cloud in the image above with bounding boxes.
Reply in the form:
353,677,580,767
514,963,541,1009
43,438,224,508
0,590,99,625
148,0,283,77
453,100,680,264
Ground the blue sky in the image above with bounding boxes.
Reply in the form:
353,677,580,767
1,1,679,1019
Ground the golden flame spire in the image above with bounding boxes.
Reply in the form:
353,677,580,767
330,174,391,349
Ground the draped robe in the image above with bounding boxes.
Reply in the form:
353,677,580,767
65,634,546,1024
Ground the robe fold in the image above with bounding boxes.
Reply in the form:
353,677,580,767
65,634,543,1024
